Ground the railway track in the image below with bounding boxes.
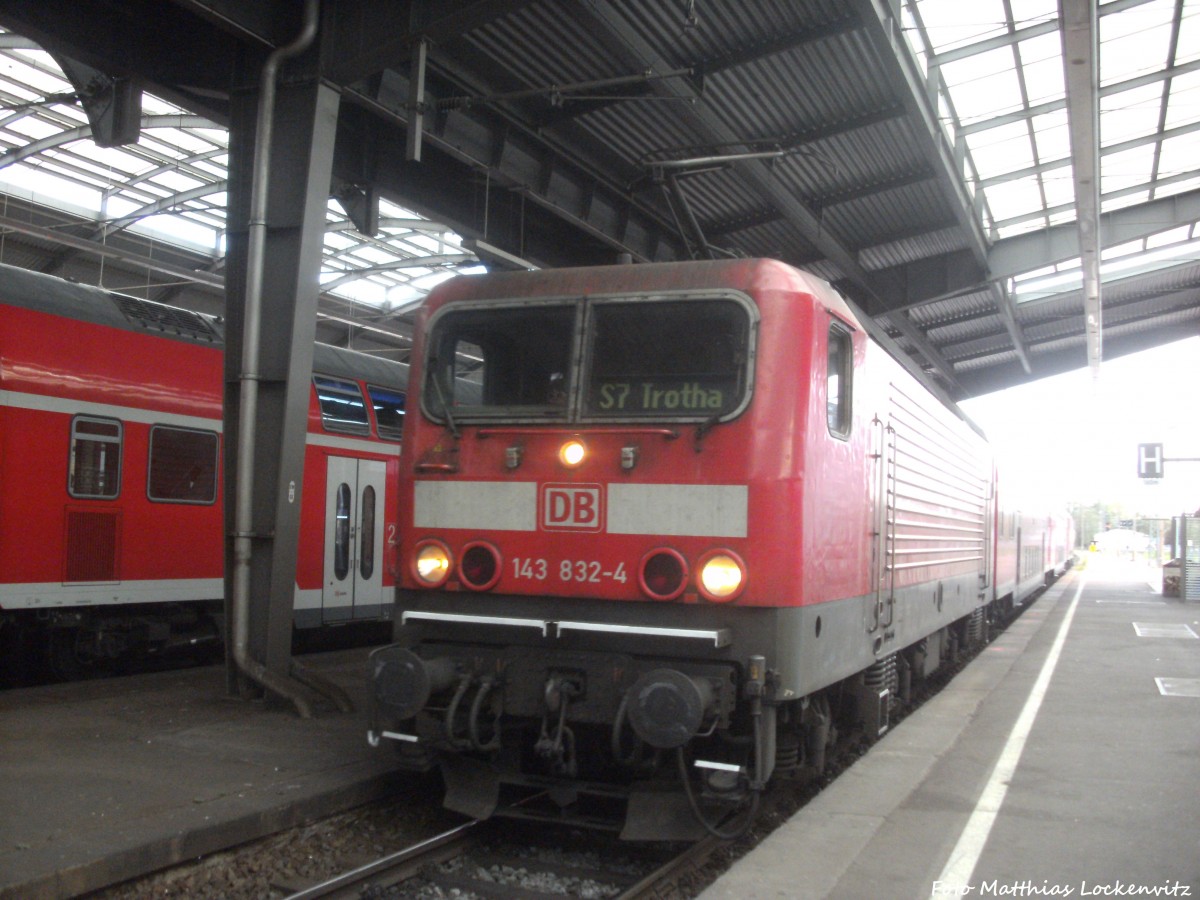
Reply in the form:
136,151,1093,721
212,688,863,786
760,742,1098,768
281,590,1051,900
281,817,723,900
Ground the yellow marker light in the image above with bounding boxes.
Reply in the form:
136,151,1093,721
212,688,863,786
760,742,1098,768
699,552,746,602
413,541,452,587
559,438,587,468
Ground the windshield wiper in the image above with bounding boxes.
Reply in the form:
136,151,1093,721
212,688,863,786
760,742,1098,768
694,409,724,450
428,360,460,439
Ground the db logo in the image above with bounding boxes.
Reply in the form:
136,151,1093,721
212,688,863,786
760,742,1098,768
540,483,604,532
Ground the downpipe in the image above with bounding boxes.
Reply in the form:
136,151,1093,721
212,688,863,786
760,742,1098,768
230,0,335,718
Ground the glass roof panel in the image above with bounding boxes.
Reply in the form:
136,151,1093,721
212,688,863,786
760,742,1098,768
140,93,188,116
914,0,1010,54
1165,69,1200,130
1157,130,1200,183
1008,0,1059,27
1102,237,1147,261
1145,224,1191,248
910,0,1195,291
964,120,1036,180
0,32,477,313
940,48,1028,117
5,113,60,140
1103,190,1151,212
1100,82,1170,147
8,163,101,209
165,131,220,155
1178,6,1200,60
1099,0,1176,87
1,4,1194,319
1101,143,1158,194
1030,109,1070,163
1016,32,1066,105
983,175,1046,223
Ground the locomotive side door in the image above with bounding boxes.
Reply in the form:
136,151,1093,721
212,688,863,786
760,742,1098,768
322,456,386,622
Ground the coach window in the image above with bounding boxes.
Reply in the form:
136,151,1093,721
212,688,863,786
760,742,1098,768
314,376,370,435
367,385,405,441
69,416,122,499
334,483,351,581
148,426,219,503
360,484,376,580
827,324,853,439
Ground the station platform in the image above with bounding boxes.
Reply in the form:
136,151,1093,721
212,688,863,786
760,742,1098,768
0,648,401,900
701,555,1200,899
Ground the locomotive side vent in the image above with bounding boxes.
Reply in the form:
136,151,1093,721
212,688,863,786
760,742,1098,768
110,293,221,343
64,508,121,583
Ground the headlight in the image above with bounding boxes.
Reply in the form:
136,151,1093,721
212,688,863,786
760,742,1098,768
698,550,746,602
558,438,586,468
412,540,452,587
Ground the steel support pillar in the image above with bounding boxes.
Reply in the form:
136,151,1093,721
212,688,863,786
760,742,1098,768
223,68,340,695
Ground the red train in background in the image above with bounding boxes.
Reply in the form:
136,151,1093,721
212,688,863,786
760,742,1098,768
368,258,1074,839
0,263,407,680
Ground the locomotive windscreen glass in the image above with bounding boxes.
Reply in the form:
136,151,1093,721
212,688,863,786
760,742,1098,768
583,299,749,418
424,303,576,419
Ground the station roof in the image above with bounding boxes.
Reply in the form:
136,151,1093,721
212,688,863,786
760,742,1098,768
0,0,1195,399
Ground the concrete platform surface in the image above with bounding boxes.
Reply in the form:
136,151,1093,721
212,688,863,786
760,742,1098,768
701,556,1200,899
0,649,401,900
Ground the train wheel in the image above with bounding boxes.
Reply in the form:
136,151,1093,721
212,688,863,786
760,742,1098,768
46,628,101,681
0,621,37,687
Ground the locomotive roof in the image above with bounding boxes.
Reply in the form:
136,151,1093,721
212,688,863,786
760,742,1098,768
427,258,848,311
0,262,408,389
424,257,989,440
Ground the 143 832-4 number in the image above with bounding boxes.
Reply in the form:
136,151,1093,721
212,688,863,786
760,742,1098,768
511,557,627,584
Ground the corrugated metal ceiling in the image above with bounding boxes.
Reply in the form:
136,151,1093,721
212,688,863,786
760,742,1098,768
0,0,1194,396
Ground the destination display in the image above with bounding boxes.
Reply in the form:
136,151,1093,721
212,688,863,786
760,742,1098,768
588,377,729,414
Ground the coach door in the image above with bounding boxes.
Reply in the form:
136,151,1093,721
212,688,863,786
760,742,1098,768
322,456,386,622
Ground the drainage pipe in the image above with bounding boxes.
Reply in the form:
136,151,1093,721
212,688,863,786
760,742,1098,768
231,0,321,717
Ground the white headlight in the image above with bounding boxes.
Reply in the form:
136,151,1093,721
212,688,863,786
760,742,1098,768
699,552,745,601
414,541,452,586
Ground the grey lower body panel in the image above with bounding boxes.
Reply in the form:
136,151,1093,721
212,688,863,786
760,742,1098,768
396,572,985,701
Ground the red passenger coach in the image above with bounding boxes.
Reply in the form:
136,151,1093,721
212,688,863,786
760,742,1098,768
368,258,1071,839
0,263,406,679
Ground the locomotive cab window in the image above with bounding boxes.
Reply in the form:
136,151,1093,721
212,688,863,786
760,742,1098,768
583,298,751,419
826,324,853,439
148,426,218,504
367,385,406,441
314,376,370,435
422,294,754,424
69,416,122,499
424,303,576,421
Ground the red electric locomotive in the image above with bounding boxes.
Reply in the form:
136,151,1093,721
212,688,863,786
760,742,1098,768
368,258,1071,839
0,263,406,679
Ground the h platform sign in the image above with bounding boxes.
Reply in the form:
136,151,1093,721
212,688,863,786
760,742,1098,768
1138,443,1164,479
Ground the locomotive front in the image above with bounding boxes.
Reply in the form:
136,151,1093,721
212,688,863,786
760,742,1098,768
367,265,794,838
